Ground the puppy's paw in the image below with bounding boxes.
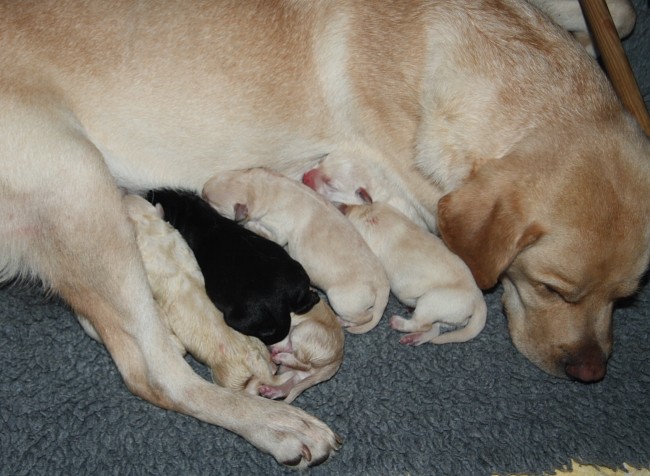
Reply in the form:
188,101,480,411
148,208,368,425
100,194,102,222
389,314,408,331
398,324,442,346
259,384,289,400
390,314,426,332
390,314,431,334
399,332,428,346
271,352,293,365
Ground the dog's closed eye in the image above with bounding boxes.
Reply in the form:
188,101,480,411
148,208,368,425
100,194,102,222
535,282,580,304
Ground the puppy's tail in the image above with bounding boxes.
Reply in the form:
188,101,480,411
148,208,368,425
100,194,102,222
427,295,487,344
283,363,342,404
345,283,390,335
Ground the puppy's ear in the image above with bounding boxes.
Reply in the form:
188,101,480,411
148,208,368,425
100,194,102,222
234,203,249,222
154,203,165,219
437,171,544,289
356,187,372,204
293,290,321,315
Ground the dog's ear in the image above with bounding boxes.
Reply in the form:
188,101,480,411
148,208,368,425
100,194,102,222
437,170,544,289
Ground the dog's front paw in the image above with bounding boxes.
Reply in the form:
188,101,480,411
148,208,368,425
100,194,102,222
243,398,342,468
210,332,276,390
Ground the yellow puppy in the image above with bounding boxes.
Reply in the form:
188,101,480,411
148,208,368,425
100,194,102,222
257,299,345,404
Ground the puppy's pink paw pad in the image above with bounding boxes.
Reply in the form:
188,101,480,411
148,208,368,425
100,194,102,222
271,352,293,365
258,385,287,400
399,333,425,346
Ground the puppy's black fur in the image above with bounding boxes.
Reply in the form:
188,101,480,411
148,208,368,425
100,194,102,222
145,189,319,345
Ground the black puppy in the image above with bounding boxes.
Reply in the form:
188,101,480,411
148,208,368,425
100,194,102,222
145,189,319,345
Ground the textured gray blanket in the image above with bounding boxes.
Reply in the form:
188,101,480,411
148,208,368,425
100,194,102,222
1,2,649,475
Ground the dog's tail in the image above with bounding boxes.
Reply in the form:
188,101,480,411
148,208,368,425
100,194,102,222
427,295,487,344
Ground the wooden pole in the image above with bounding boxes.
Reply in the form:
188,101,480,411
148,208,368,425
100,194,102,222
578,0,650,135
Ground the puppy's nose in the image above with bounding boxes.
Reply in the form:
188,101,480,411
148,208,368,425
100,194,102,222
564,344,607,383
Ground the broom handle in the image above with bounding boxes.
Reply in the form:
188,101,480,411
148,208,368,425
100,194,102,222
578,0,650,135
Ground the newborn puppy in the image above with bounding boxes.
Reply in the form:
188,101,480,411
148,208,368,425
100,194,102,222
202,168,390,334
341,192,487,345
302,154,435,231
256,298,345,403
145,189,319,345
80,195,280,391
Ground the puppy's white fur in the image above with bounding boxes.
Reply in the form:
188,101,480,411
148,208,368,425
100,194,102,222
203,168,390,334
257,299,345,404
343,201,487,345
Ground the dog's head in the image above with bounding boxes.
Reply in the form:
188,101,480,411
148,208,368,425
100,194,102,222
437,130,650,382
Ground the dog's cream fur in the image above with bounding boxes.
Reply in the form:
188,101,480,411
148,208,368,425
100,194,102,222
257,299,345,404
342,201,487,345
203,168,390,334
2,0,650,465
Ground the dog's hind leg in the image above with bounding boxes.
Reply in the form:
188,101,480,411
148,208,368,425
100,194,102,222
0,103,340,467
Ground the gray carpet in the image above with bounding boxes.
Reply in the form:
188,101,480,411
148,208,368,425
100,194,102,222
1,2,649,475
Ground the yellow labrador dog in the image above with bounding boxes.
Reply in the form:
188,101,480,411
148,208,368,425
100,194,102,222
1,0,649,467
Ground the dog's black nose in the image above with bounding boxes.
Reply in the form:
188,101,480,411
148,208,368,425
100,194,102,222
564,345,607,383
